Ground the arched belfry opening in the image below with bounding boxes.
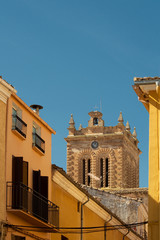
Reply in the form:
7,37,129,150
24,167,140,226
81,158,91,186
99,157,109,188
93,117,98,125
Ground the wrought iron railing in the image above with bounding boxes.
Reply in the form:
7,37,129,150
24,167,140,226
6,182,59,227
12,115,27,138
33,133,45,153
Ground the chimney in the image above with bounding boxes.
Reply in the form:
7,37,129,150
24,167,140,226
30,104,43,116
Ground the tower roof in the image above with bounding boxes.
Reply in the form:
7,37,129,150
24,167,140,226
88,111,103,118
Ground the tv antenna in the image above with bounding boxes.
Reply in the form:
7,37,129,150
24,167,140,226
100,99,102,112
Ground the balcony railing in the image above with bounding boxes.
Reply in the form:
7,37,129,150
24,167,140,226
6,182,59,228
12,115,27,138
33,133,45,154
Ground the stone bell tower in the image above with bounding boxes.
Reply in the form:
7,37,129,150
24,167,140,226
65,111,141,189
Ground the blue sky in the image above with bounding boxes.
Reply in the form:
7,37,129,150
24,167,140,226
1,0,160,187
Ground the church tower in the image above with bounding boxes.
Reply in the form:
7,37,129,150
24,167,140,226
65,111,141,189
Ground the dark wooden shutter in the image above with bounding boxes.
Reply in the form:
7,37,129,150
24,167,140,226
22,161,28,211
32,170,41,218
40,176,48,199
23,161,28,186
12,156,23,209
40,176,48,222
33,170,41,192
12,156,23,183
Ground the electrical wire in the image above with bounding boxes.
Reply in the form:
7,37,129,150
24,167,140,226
6,221,148,235
6,221,148,230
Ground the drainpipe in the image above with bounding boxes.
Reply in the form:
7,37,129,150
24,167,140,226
104,215,112,240
123,229,130,240
81,197,89,240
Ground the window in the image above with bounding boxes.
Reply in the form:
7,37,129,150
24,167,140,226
12,104,27,139
32,122,45,154
32,170,48,222
12,108,17,127
12,156,28,210
7,158,58,226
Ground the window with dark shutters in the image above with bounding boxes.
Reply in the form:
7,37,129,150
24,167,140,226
40,176,48,222
32,170,41,219
12,156,28,210
12,156,23,184
7,158,59,227
32,170,48,222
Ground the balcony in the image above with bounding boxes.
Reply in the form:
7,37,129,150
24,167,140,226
6,182,59,228
32,133,45,155
12,115,27,139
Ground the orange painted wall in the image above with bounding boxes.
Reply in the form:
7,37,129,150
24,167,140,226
6,94,54,240
6,95,53,198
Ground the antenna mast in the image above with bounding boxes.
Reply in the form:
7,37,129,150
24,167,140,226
100,99,102,112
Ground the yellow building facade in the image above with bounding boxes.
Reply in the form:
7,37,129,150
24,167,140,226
133,77,160,240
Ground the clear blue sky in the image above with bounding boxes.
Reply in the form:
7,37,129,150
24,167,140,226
1,0,160,187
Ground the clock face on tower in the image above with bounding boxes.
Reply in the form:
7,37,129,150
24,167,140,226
91,141,99,149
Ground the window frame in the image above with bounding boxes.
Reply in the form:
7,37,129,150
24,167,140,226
12,103,27,139
32,122,45,155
